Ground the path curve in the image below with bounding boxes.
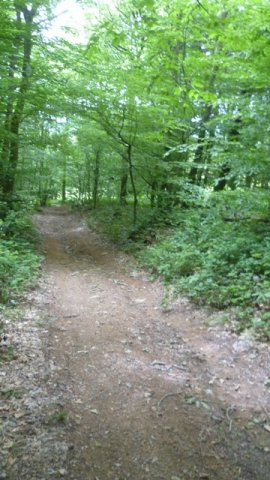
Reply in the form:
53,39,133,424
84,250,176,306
33,205,270,480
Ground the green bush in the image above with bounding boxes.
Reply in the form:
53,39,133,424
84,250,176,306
86,192,270,339
87,201,157,248
0,210,38,243
0,210,41,305
0,240,41,303
140,198,270,339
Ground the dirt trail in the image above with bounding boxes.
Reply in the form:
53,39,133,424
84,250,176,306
32,205,270,480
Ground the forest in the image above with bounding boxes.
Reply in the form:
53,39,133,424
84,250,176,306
1,0,270,339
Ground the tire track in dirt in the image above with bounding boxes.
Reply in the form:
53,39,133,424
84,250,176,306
33,205,270,480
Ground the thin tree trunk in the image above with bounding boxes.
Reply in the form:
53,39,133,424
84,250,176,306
85,153,91,201
150,180,157,208
93,150,100,209
127,144,137,224
119,152,128,206
214,118,241,191
189,105,212,184
62,157,67,203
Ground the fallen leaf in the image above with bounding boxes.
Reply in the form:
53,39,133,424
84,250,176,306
15,411,26,419
90,409,99,415
144,392,152,398
8,457,16,466
59,468,67,476
5,441,14,450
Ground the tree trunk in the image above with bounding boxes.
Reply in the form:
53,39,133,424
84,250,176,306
189,128,206,184
189,105,212,185
214,163,231,191
93,150,100,209
150,180,157,208
126,144,137,224
1,4,36,197
62,157,67,203
214,118,241,192
119,152,128,206
85,153,91,201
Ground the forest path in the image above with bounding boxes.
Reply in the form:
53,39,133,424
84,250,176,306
32,205,270,480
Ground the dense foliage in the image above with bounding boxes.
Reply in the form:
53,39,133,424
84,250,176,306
0,208,41,304
0,0,270,337
141,195,270,339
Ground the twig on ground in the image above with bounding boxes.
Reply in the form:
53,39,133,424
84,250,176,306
152,360,166,367
260,403,270,421
167,364,187,371
226,405,236,432
158,392,182,408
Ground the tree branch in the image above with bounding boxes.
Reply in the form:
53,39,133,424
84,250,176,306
196,1,209,14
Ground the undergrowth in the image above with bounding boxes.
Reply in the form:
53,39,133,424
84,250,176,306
0,206,42,305
87,192,270,340
87,202,159,248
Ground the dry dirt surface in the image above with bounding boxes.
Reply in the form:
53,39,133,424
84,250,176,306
1,205,270,480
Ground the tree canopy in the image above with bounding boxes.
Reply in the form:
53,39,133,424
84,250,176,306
1,0,270,337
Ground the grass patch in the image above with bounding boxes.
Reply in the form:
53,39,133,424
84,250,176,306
43,408,69,425
0,346,16,363
0,386,22,399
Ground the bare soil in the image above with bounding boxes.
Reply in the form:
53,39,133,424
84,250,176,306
1,205,270,480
